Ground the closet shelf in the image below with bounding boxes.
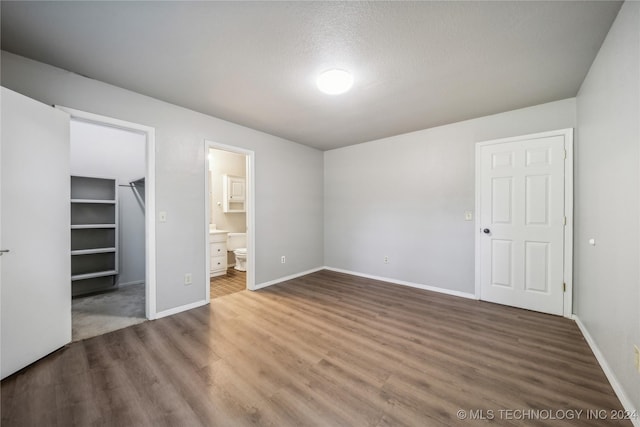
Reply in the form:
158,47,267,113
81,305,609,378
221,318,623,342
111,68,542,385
71,247,116,256
71,198,116,204
71,224,116,229
71,270,118,281
70,175,119,296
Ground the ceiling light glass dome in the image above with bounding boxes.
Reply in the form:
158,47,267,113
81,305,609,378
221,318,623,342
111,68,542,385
316,69,353,95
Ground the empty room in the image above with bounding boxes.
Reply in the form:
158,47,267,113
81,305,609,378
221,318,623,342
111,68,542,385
1,1,639,426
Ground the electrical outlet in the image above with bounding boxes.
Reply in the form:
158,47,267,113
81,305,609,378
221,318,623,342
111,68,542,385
184,273,192,285
634,345,640,373
384,256,389,264
281,256,286,264
465,211,473,221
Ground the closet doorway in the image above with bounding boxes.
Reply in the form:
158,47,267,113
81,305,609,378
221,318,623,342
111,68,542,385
205,141,255,300
60,107,157,340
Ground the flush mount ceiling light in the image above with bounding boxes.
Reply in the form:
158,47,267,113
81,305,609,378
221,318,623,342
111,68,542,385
316,69,353,95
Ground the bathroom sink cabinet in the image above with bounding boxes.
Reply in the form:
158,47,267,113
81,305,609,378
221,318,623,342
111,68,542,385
210,231,228,277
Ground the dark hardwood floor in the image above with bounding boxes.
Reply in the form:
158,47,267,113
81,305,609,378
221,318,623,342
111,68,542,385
1,270,631,426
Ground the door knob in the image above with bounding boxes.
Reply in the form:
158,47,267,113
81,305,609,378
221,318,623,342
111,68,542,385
483,229,491,234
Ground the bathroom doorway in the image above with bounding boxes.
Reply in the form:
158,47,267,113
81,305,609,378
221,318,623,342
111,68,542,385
205,141,255,300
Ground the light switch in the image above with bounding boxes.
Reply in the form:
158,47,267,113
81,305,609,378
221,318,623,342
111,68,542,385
159,211,167,222
464,211,473,221
589,238,596,246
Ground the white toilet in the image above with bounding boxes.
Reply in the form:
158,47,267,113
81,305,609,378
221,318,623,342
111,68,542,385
227,233,247,271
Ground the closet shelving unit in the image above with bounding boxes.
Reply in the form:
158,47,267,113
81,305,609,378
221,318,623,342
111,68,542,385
70,175,119,296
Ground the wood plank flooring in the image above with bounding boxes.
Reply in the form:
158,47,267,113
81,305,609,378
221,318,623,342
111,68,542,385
1,270,631,426
211,268,246,299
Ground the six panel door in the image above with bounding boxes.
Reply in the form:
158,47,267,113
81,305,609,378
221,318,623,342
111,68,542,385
479,134,566,315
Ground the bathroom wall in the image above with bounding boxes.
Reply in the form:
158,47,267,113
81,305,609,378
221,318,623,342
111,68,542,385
70,119,146,287
574,1,640,415
1,51,325,314
209,148,246,233
324,98,576,295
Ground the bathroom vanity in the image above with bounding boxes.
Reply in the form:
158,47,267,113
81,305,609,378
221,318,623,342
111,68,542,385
209,230,228,277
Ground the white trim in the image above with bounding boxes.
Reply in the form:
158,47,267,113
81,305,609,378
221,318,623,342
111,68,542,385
56,106,158,320
254,267,325,290
325,267,477,299
474,128,574,318
563,129,574,317
204,141,256,295
155,299,208,319
117,280,145,288
474,144,482,300
204,145,211,303
573,315,640,427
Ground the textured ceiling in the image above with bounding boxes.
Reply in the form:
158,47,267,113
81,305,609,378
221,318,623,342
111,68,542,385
0,1,622,150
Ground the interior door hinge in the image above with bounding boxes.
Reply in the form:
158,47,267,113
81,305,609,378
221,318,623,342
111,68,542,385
563,149,567,159
563,282,566,292
563,216,567,225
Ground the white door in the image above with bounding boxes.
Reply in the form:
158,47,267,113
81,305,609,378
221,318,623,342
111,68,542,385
477,131,569,316
1,88,71,379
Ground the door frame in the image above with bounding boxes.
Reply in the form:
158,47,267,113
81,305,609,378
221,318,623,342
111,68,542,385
56,106,158,319
204,140,256,298
474,128,574,318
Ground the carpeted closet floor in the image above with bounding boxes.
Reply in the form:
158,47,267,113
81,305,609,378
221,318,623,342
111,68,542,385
72,283,146,341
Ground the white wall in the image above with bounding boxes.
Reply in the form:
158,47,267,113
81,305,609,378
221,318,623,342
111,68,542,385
575,1,640,414
325,98,576,294
0,51,325,313
70,119,146,286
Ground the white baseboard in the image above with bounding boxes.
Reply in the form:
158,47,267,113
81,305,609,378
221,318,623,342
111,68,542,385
118,280,144,288
154,299,208,319
573,315,639,427
323,267,477,300
253,267,325,290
